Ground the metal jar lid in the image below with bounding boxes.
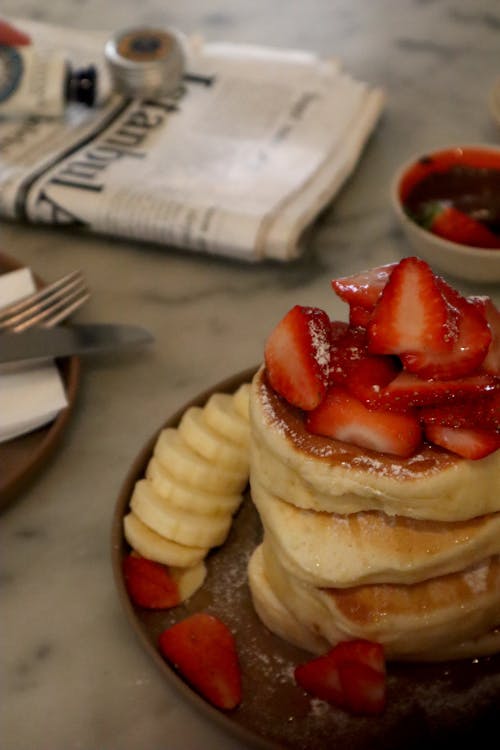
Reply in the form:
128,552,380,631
105,27,186,99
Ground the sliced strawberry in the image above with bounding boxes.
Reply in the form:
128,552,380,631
347,356,401,404
420,390,500,431
306,387,422,457
295,651,346,708
426,203,500,249
469,296,500,375
402,280,492,379
329,326,369,385
295,639,386,715
330,319,349,342
338,661,387,716
367,257,456,356
158,613,242,710
349,304,373,328
425,424,500,459
331,262,397,309
264,305,331,410
123,554,180,609
331,639,385,674
328,326,400,396
370,371,497,411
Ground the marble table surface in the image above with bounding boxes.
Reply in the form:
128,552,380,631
1,1,499,749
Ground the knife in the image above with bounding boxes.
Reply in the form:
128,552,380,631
0,323,154,364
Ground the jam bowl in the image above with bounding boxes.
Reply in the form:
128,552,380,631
390,144,500,283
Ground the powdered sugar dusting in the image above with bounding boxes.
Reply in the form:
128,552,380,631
464,560,490,594
308,314,330,371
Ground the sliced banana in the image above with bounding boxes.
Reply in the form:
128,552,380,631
171,560,207,602
154,428,247,494
131,479,232,548
232,382,251,421
178,406,249,474
146,456,242,516
124,385,252,596
204,392,250,449
123,512,208,568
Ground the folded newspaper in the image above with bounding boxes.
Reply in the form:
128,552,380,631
0,19,385,262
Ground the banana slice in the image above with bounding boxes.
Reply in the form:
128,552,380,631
123,512,208,568
171,560,207,602
178,406,249,474
204,392,250,449
154,428,247,494
146,456,243,516
232,382,251,421
131,479,232,548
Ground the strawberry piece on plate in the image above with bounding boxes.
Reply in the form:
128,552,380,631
265,305,331,410
367,257,456,356
425,424,500,459
295,650,346,708
295,639,386,715
332,639,386,674
158,613,242,710
306,387,422,457
331,262,397,309
402,280,492,379
123,554,180,609
338,661,387,716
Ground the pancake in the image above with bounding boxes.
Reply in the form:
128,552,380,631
251,477,500,587
250,366,500,522
247,542,329,655
256,539,500,662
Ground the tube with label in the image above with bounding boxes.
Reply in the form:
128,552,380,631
0,44,99,118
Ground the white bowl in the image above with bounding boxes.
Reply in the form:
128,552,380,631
390,144,500,284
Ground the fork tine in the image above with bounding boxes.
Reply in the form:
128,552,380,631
0,270,84,323
12,286,91,332
0,271,89,331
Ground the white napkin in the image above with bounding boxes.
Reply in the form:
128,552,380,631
0,268,68,443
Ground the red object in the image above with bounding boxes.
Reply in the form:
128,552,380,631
305,386,422,457
430,205,500,249
264,305,331,410
367,257,456,356
371,371,497,411
469,296,500,375
158,613,242,710
123,554,180,609
327,325,400,401
420,390,500,431
398,147,500,203
265,257,499,460
295,639,386,716
331,262,397,309
0,21,31,45
425,424,500,460
349,304,373,327
401,279,492,379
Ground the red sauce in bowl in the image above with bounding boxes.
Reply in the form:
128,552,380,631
399,147,500,248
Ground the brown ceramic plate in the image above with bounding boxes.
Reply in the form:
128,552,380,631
0,251,81,511
111,368,500,750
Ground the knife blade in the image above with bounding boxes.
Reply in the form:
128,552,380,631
0,323,154,364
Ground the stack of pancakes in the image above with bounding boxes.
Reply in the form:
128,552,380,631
247,367,500,661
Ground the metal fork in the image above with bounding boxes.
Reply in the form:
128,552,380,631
0,269,90,333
